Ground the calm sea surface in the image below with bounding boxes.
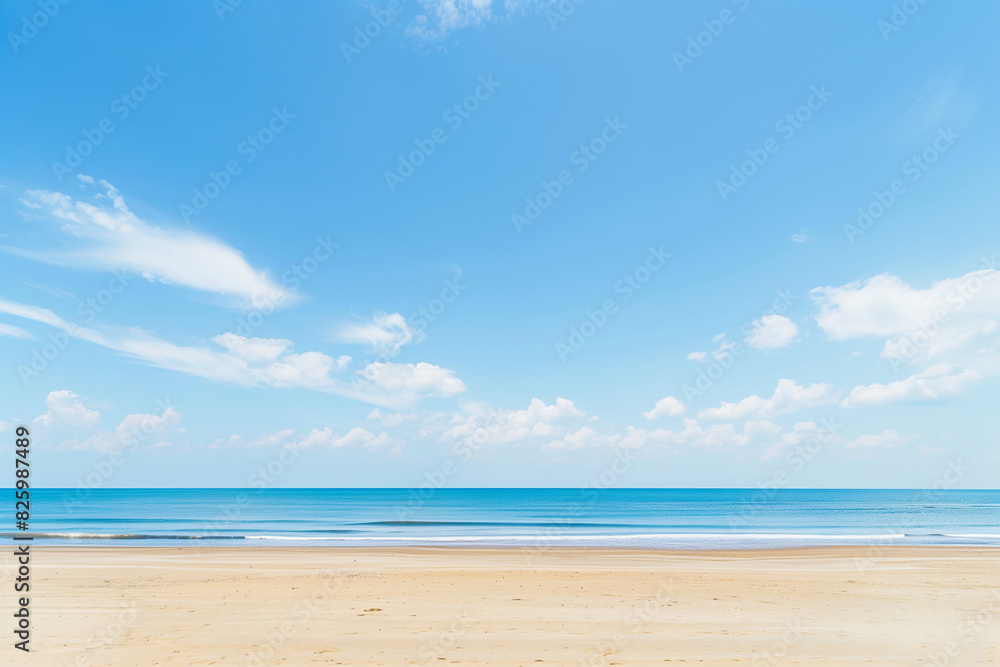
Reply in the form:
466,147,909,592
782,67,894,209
4,488,999,548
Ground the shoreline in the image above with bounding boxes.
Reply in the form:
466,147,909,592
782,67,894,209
6,542,1000,551
4,546,999,665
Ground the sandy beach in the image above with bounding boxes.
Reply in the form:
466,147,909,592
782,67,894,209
2,546,999,665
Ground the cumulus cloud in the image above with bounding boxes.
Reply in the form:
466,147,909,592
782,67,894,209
697,379,838,421
744,314,798,349
358,361,466,400
760,420,823,461
33,390,100,429
840,364,981,408
847,429,911,449
811,268,1000,366
642,396,685,420
263,351,352,388
618,419,754,450
12,177,294,309
75,408,181,453
367,408,418,427
541,426,620,451
441,397,585,449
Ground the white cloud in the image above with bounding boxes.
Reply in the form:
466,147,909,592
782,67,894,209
358,361,466,400
263,351,351,388
811,268,1000,366
406,0,495,41
697,379,838,421
441,397,585,448
331,427,392,450
339,312,418,356
618,422,697,450
847,429,911,449
687,334,737,363
790,233,808,243
367,408,418,427
240,429,296,449
0,298,461,407
0,323,34,339
229,426,393,451
642,396,685,420
840,364,981,408
70,407,182,453
212,333,292,362
699,423,751,447
542,426,620,451
34,390,101,429
744,419,782,439
744,314,798,349
618,419,755,450
13,177,294,309
760,420,819,461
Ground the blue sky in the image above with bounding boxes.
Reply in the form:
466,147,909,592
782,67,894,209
1,0,999,489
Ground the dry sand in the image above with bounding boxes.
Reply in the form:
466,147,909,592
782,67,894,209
2,546,999,665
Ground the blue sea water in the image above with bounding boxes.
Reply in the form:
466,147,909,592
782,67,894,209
3,488,999,548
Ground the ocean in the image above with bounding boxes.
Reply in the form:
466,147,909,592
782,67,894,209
5,488,1000,548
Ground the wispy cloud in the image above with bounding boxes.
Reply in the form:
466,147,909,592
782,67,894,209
0,299,464,407
0,323,34,339
338,312,419,356
697,378,839,421
840,364,980,408
10,176,295,309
